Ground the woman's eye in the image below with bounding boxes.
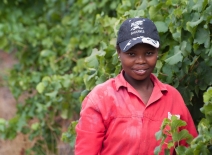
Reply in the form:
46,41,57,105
128,53,135,56
146,51,153,55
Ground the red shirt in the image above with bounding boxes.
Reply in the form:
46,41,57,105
75,72,198,155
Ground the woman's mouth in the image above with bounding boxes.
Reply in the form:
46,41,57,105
134,69,146,75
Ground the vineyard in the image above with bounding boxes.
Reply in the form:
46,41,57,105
0,0,212,154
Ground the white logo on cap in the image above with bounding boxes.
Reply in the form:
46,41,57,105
130,20,145,34
123,36,159,51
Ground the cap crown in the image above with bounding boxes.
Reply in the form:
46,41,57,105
117,17,160,45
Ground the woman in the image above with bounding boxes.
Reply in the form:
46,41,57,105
75,17,197,155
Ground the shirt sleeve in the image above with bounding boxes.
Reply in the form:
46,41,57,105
75,95,105,155
177,96,198,147
169,86,198,148
179,106,198,147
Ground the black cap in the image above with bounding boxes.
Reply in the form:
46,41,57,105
117,17,160,52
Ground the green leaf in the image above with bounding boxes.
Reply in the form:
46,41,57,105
0,118,6,132
180,41,191,57
0,37,8,49
0,118,7,124
194,27,210,48
172,129,193,142
155,60,163,76
167,142,174,149
148,6,158,19
171,118,187,131
172,31,181,41
203,87,212,103
187,16,203,28
192,0,208,12
79,89,90,102
197,118,210,135
155,130,163,140
124,9,145,17
201,104,212,115
160,118,171,129
165,149,170,155
36,82,45,93
85,48,106,68
31,122,40,130
165,50,183,65
175,146,187,155
45,90,58,98
206,48,212,57
96,74,107,85
85,55,98,68
155,21,168,33
84,70,97,90
61,109,68,119
154,145,161,155
138,0,148,10
186,13,202,37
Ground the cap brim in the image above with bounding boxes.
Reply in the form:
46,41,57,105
119,37,160,52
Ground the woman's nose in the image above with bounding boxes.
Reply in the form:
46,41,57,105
135,55,146,64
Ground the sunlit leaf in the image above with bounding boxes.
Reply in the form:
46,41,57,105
165,51,183,65
172,129,193,142
155,21,168,33
36,82,45,93
171,118,187,131
31,122,40,130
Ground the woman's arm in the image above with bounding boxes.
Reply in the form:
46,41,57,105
75,96,105,155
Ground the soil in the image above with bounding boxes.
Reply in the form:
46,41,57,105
0,51,31,155
0,51,73,155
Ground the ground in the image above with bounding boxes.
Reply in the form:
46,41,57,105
0,51,31,155
0,51,73,155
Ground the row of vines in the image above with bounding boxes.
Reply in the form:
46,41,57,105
0,0,211,154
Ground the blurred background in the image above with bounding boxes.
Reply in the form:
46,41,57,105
0,0,211,155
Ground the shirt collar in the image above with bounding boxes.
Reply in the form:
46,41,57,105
115,70,167,92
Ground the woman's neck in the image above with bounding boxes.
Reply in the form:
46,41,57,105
123,72,154,91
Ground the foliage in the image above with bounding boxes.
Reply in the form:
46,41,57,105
0,0,122,154
154,115,194,155
0,0,211,154
189,87,212,154
62,121,78,147
155,87,212,155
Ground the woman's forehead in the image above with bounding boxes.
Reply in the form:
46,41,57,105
127,43,157,50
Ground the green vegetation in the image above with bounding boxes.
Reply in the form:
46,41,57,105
155,87,212,154
0,0,211,154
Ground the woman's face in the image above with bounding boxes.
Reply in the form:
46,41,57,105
117,43,158,84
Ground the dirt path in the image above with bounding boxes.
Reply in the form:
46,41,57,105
0,51,34,155
0,87,27,155
0,51,73,155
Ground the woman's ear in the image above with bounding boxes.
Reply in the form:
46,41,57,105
116,45,121,57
